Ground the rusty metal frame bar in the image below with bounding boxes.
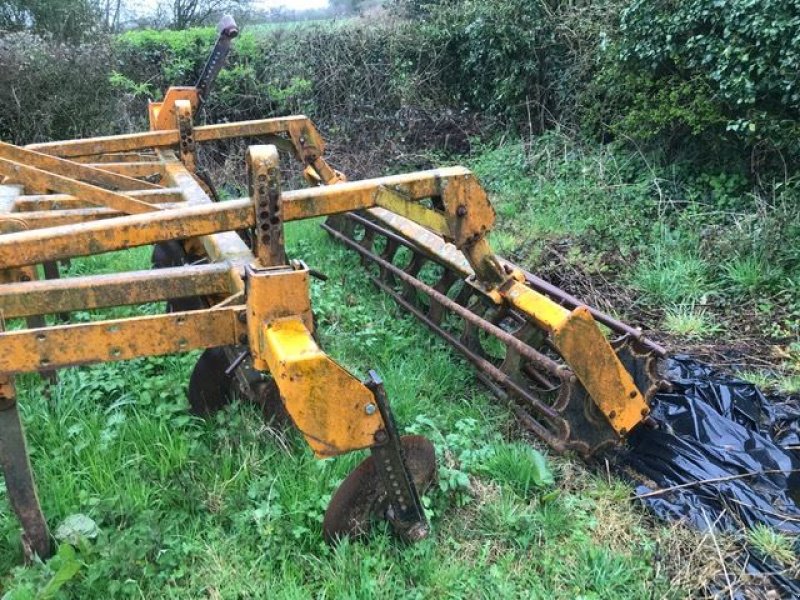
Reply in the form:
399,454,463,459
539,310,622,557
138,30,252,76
0,205,189,231
0,201,253,268
0,263,236,319
0,167,472,269
27,117,327,160
12,188,183,211
0,158,161,215
0,306,244,374
0,141,161,192
83,162,167,179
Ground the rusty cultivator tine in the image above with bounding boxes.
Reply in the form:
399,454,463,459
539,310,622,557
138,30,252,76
0,372,51,561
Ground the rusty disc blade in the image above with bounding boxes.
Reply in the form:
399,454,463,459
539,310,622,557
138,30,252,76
251,377,291,427
187,347,233,416
323,435,436,543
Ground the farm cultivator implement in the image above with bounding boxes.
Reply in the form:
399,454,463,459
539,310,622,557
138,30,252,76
0,18,665,560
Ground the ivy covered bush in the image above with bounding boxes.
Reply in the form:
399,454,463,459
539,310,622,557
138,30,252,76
593,0,800,155
620,0,800,112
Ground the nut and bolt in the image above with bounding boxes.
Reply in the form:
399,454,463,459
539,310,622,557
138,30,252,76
404,522,430,543
364,402,377,416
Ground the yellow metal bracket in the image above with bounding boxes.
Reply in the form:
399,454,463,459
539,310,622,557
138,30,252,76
149,86,200,132
245,262,383,456
500,279,648,434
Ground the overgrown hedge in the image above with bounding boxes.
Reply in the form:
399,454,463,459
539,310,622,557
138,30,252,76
1,0,798,174
0,33,123,145
587,0,800,160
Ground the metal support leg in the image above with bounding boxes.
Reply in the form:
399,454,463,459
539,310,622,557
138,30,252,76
43,261,70,323
0,375,51,561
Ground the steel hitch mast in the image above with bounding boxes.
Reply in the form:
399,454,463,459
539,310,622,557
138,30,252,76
196,14,240,111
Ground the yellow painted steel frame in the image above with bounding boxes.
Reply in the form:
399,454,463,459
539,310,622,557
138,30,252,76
0,140,648,435
0,87,355,561
0,95,651,563
0,111,387,457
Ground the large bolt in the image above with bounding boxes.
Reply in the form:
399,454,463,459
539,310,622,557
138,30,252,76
404,522,430,543
364,402,377,416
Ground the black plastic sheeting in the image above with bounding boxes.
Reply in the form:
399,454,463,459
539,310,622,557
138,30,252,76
624,356,800,595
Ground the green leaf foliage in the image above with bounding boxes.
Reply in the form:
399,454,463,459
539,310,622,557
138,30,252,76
597,0,800,153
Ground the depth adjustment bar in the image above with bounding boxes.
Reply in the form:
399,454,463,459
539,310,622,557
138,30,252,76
365,370,429,542
248,145,285,266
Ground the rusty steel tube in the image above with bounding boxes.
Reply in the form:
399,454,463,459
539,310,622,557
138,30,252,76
322,222,567,383
345,210,666,357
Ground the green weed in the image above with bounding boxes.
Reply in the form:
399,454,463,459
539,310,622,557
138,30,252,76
737,371,800,395
747,524,797,566
723,255,784,295
478,442,554,498
662,305,722,339
737,370,773,389
632,253,710,305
